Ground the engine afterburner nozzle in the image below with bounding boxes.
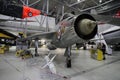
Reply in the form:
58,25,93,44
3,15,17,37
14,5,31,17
78,19,97,35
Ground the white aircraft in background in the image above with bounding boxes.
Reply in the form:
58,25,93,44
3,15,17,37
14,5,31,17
102,26,120,45
89,26,120,55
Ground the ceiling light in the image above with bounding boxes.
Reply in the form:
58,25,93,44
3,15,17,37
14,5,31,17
77,0,80,2
99,0,102,3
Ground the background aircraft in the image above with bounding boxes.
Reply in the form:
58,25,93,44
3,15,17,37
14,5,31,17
0,29,17,45
0,0,41,19
0,0,42,45
102,26,120,45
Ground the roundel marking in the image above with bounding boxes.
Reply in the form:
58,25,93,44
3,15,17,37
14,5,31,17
28,12,33,17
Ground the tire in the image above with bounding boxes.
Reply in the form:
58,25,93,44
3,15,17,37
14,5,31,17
66,57,71,68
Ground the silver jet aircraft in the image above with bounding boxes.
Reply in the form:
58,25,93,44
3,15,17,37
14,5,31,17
21,13,120,68
23,13,97,67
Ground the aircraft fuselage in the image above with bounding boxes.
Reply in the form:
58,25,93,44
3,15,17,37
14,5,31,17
50,13,97,48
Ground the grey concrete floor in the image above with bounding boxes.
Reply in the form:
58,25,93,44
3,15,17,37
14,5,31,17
0,47,120,80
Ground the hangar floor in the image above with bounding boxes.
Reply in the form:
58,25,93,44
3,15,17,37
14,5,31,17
0,47,120,80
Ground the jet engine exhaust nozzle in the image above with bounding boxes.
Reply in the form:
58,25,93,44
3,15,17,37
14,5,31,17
74,14,97,40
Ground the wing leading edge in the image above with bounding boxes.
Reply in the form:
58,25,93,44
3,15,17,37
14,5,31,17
23,31,56,41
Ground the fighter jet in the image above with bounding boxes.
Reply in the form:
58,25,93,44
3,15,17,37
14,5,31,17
21,11,120,67
1,0,120,67
19,13,97,67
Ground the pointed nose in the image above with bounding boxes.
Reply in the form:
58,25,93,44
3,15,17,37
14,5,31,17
78,19,97,35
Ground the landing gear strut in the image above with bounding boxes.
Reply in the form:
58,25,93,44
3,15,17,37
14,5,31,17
66,56,71,68
64,47,71,68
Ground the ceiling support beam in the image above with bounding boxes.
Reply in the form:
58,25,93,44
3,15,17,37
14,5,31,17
46,0,49,32
80,0,113,12
29,0,41,6
91,0,99,5
54,0,81,12
24,0,28,36
68,0,85,7
20,0,26,5
62,6,65,16
42,0,47,13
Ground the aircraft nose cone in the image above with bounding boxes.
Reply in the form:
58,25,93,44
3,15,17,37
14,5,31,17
78,19,97,35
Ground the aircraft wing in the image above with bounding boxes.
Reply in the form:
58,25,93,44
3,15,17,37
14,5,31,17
91,37,120,45
104,37,120,45
22,31,56,41
0,29,17,39
0,18,36,22
0,29,17,45
92,14,120,26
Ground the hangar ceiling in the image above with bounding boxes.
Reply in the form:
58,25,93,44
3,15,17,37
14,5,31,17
0,0,119,26
1,0,120,19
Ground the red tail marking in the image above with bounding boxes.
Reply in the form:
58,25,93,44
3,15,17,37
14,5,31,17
22,6,41,18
